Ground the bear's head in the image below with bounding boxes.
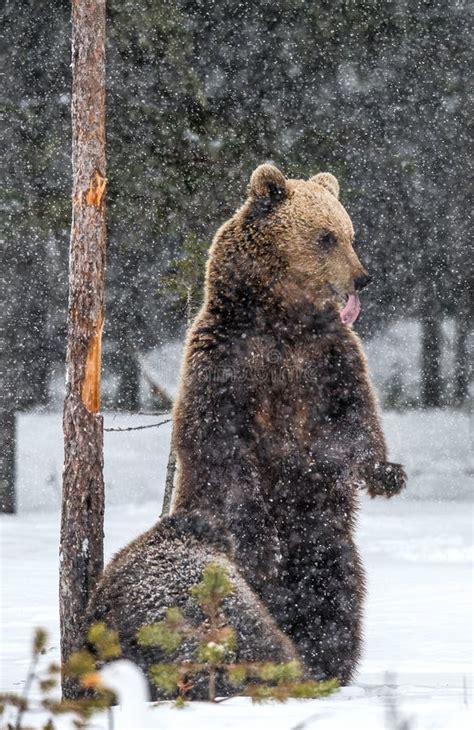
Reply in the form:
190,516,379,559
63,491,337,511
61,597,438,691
207,164,371,325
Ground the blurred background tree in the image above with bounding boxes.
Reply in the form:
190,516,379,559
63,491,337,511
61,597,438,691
2,0,472,424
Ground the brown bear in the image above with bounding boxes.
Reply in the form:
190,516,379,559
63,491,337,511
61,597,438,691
84,512,297,699
170,164,406,684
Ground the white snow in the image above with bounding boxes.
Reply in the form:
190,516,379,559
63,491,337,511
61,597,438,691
15,413,173,511
1,497,472,729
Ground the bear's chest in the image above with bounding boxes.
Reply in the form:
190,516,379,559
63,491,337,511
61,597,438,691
246,336,351,448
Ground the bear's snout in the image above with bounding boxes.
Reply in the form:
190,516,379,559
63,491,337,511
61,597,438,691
354,272,372,291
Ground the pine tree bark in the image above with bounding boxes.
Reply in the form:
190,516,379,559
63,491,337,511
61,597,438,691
60,0,107,698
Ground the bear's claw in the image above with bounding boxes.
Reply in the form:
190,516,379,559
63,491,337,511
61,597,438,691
356,461,407,498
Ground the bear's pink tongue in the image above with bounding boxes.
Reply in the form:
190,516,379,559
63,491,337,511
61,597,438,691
340,293,361,325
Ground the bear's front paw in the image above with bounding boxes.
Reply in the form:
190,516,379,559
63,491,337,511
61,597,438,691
357,461,407,498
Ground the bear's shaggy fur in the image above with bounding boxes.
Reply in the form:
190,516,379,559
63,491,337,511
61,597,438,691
84,512,297,699
170,165,406,683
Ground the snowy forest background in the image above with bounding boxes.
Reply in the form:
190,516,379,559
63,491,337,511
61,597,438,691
2,0,472,418
1,2,473,727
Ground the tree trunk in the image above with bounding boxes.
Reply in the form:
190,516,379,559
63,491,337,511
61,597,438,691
161,293,195,516
161,449,176,516
0,314,16,512
420,311,443,408
23,347,50,409
116,350,140,411
0,408,16,513
60,0,107,698
454,289,472,406
16,269,51,410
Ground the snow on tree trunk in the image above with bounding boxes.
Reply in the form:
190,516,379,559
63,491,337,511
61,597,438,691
60,0,107,699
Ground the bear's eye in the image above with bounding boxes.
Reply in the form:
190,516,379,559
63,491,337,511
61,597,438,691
318,231,337,249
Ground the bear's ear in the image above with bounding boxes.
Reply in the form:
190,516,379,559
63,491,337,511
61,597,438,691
311,172,340,199
248,164,287,201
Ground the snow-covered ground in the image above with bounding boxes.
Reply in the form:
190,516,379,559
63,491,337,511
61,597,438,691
1,498,472,729
3,383,474,727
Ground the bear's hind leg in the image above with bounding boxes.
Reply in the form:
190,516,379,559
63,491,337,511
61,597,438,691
277,533,365,686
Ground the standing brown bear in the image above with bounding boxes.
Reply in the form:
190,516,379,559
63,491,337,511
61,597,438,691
171,164,406,684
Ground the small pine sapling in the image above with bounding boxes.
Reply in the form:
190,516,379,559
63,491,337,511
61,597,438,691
0,624,120,729
160,232,208,326
137,562,339,703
